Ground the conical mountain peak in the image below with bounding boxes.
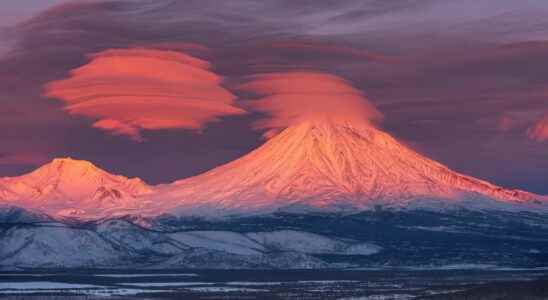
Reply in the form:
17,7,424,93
153,120,547,217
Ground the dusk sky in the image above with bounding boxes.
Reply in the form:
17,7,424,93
1,0,548,194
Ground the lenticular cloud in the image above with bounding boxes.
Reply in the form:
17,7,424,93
239,72,383,138
45,48,245,141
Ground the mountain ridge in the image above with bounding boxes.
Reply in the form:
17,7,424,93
0,157,152,218
0,121,546,219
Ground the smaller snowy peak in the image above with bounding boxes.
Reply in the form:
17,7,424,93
22,157,132,187
0,158,153,219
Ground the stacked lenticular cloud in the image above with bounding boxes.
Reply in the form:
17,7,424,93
45,48,245,141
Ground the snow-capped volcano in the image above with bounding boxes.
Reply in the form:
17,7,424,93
0,158,152,218
155,119,546,217
0,121,546,220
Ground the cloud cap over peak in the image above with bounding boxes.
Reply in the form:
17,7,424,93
239,71,383,138
45,48,245,141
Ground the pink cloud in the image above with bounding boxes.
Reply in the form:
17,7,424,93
44,48,245,141
497,115,517,131
239,71,383,138
92,119,143,142
527,114,548,142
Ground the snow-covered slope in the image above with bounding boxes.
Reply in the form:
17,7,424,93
0,120,546,220
0,224,127,268
0,205,53,223
0,215,379,269
154,120,547,217
246,230,381,255
3,207,547,270
0,158,152,218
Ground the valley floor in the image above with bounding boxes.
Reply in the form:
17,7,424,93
0,269,547,299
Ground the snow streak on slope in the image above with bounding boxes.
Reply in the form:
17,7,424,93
0,158,152,218
154,119,547,217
